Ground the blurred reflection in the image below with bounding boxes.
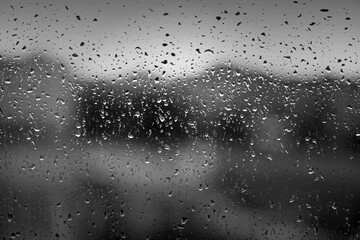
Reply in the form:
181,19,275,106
1,53,359,239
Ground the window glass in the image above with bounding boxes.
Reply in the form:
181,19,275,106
1,0,359,239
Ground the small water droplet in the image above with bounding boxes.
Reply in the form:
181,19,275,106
7,212,12,222
332,203,337,210
289,195,295,203
74,131,81,138
181,217,188,224
120,209,125,217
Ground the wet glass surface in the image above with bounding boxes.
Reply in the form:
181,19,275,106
1,1,360,239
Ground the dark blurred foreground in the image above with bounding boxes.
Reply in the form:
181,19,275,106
0,54,360,239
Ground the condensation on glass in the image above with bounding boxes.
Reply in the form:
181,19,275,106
0,0,359,239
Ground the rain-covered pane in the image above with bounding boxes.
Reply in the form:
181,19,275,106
1,0,359,239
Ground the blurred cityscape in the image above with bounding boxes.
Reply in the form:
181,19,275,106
1,53,360,239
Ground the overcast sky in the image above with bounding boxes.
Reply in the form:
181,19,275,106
1,0,359,80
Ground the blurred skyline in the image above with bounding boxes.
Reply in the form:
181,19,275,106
1,50,360,239
0,0,359,81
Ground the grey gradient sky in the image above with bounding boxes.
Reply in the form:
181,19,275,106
0,0,359,80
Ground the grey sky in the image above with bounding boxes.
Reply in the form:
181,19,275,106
1,0,359,80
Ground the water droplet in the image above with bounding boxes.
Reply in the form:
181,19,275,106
289,195,295,203
181,217,188,224
332,203,337,210
7,212,12,222
74,130,81,138
120,209,125,217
